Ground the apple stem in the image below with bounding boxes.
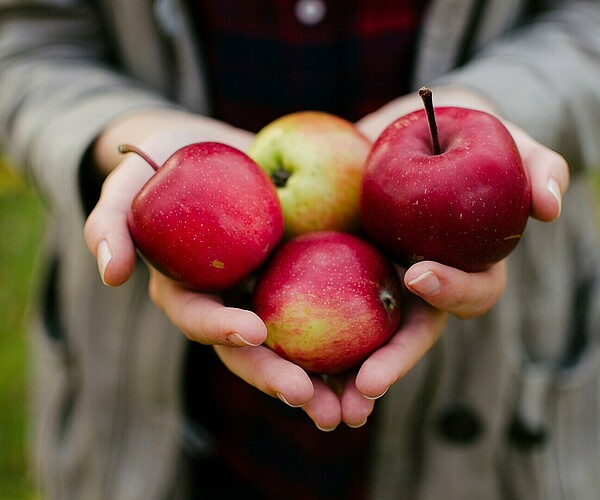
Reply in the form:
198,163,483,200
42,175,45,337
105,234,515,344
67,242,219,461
419,87,441,155
272,165,292,188
118,144,160,171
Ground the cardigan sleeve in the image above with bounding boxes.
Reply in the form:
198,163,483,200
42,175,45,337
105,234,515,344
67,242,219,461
434,1,600,172
0,1,181,217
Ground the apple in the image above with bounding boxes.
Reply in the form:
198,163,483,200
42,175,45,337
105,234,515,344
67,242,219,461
252,231,402,375
122,142,284,292
248,111,372,239
360,88,531,272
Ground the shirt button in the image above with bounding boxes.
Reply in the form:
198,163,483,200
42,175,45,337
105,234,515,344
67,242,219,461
437,405,484,444
295,0,327,26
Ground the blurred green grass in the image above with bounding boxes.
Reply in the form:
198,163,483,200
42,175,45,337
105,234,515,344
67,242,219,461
0,157,44,499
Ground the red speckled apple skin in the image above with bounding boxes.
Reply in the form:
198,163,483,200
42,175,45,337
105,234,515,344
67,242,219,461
129,142,284,292
253,231,402,375
360,107,531,272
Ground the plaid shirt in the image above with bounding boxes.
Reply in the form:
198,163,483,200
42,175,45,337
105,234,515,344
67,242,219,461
188,0,428,132
184,1,429,498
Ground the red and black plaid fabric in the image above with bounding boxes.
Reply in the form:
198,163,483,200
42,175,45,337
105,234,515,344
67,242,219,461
183,2,429,498
188,0,429,132
184,344,371,500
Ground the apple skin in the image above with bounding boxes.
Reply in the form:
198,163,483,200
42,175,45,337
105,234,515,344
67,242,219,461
252,231,402,375
128,142,284,292
360,107,531,272
248,111,372,239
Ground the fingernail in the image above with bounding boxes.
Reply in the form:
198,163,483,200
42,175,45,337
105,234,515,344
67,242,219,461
363,387,388,401
316,423,337,432
407,270,441,296
97,240,112,285
347,418,368,429
275,392,303,408
226,333,261,347
547,178,562,217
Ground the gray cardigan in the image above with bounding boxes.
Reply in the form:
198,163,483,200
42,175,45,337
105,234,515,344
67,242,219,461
1,0,600,498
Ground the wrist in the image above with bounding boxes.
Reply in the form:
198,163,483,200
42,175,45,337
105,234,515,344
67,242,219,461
92,108,255,177
357,85,500,141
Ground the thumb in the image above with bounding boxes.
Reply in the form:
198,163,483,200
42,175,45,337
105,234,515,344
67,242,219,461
83,160,151,286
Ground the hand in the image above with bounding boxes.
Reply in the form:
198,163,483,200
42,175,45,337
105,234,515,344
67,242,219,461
82,108,267,347
84,108,268,349
84,108,255,286
214,287,447,431
133,263,447,431
81,109,314,422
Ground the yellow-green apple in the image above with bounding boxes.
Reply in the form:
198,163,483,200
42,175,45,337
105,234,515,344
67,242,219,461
252,231,402,375
122,142,284,292
360,88,531,272
248,111,372,239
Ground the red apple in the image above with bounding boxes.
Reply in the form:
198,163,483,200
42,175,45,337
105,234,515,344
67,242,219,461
360,88,531,272
248,111,372,239
123,142,284,292
252,231,402,374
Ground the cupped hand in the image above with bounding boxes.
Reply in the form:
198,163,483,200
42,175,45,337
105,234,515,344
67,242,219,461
83,108,263,347
293,85,570,429
213,287,447,431
82,109,319,421
83,94,570,432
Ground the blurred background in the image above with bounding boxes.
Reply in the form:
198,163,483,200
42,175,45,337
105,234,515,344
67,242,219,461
0,156,44,500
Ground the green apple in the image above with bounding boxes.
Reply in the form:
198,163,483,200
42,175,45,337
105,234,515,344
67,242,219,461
248,111,372,239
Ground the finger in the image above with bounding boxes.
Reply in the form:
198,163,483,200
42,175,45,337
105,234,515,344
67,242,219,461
302,375,344,431
339,375,375,428
526,149,568,222
404,259,507,320
321,373,376,428
508,125,569,222
83,159,153,286
148,269,267,347
355,298,447,399
214,345,314,407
